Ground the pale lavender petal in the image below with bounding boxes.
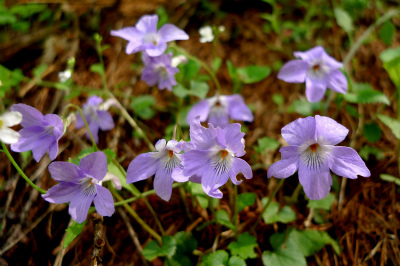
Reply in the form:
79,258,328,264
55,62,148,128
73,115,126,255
48,161,82,182
93,185,115,217
298,158,332,200
322,51,343,69
279,145,300,159
43,114,64,137
305,77,327,102
145,42,168,57
97,111,114,131
226,94,254,123
10,104,44,128
165,140,182,153
201,163,230,198
187,100,210,125
155,139,167,151
327,69,347,94
75,114,85,129
208,109,229,128
136,14,158,33
11,126,46,152
277,60,309,83
171,166,189,182
2,111,22,127
110,27,140,41
48,141,59,160
0,128,20,144
141,66,159,86
86,96,103,107
267,156,299,179
189,118,225,151
180,150,209,177
126,41,143,54
154,166,174,201
79,151,107,181
281,116,316,146
87,123,99,144
293,46,324,62
329,146,370,179
126,152,158,183
230,157,252,185
158,24,189,42
69,189,95,223
42,183,79,203
223,123,245,157
315,115,349,145
32,140,51,162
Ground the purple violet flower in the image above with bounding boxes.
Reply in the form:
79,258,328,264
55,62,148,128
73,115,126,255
10,104,64,162
278,46,347,102
111,14,189,57
76,96,115,144
42,151,115,223
141,53,179,91
126,139,183,201
267,115,370,200
172,118,252,198
186,94,254,129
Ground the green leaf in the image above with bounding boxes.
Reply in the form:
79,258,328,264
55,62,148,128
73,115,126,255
237,65,271,84
262,231,307,266
156,6,169,28
345,104,359,118
228,256,246,266
272,93,284,107
228,232,258,259
380,48,400,89
237,192,256,212
143,235,177,261
183,59,201,80
359,145,384,161
63,220,86,249
173,84,190,98
377,114,400,139
187,182,208,209
344,83,390,105
102,148,116,163
130,95,156,120
108,161,137,195
201,250,228,266
380,174,400,186
215,210,235,229
379,21,395,46
212,58,222,73
289,229,340,256
33,64,47,81
20,150,31,163
334,8,353,33
71,147,96,165
190,80,209,99
363,122,381,143
90,63,105,76
255,137,280,154
169,232,198,266
307,193,335,211
261,198,296,224
287,99,313,116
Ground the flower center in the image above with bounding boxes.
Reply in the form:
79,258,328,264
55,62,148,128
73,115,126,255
310,143,318,152
168,150,174,158
312,64,320,71
44,125,55,136
221,150,229,159
155,64,169,78
143,33,160,46
0,119,3,129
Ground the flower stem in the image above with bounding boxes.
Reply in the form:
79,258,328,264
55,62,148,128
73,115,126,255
170,43,222,95
1,142,47,194
62,104,99,151
111,187,162,243
250,178,284,233
233,185,239,238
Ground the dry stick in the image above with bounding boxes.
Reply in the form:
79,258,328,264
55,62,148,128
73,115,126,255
250,178,284,234
92,213,105,266
111,188,162,243
117,208,148,266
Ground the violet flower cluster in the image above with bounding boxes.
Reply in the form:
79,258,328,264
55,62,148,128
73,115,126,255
126,117,253,200
111,14,189,90
267,115,370,200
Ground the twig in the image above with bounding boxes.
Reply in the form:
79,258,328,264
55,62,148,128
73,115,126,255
92,213,105,266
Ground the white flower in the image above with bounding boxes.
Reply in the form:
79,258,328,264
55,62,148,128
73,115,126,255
171,55,188,67
0,111,22,144
218,25,225,32
199,26,214,43
58,70,72,83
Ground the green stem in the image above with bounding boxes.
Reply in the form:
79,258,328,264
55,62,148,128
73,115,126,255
233,185,238,238
250,178,284,233
1,142,46,194
62,104,98,150
179,185,193,221
111,188,162,243
170,43,222,95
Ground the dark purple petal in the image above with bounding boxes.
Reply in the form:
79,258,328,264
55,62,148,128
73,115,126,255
281,116,316,146
189,175,201,183
201,163,230,198
293,46,324,62
154,166,175,201
315,115,349,145
329,146,370,178
187,100,210,125
158,24,189,42
79,151,107,181
305,77,327,102
226,94,254,123
277,60,309,83
230,157,252,185
69,189,95,223
223,123,245,157
136,14,158,33
10,104,44,128
49,161,82,182
126,152,158,183
327,70,347,94
42,183,79,203
97,111,114,131
93,185,115,217
298,157,332,200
